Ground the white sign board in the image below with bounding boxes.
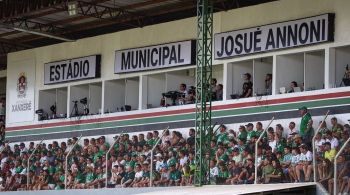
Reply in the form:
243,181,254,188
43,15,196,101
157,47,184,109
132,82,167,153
44,55,101,84
115,40,195,73
214,13,335,59
7,59,36,124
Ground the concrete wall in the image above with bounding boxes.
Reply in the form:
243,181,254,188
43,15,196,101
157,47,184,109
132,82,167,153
6,0,350,128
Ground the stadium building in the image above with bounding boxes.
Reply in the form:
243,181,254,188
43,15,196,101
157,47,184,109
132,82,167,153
0,0,349,194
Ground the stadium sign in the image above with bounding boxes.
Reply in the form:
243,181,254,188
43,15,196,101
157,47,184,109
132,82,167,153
115,40,196,73
215,13,335,59
7,59,36,124
44,55,101,85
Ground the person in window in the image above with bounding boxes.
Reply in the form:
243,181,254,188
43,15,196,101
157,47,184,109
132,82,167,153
177,83,188,105
265,74,272,95
240,73,253,98
215,84,223,101
288,81,298,93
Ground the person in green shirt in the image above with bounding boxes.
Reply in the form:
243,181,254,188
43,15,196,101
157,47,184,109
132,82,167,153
298,106,312,139
265,160,282,183
238,125,247,142
168,164,181,186
216,125,229,145
217,163,230,184
121,166,135,187
84,166,95,189
261,159,274,184
245,123,256,142
330,117,343,133
255,122,266,139
146,132,155,146
72,171,85,189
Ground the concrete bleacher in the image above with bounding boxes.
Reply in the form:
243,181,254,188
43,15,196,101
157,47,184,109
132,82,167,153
3,183,318,195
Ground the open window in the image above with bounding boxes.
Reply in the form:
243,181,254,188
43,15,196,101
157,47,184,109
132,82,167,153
104,77,139,113
276,53,304,94
253,57,273,96
333,46,350,88
70,82,102,117
142,73,166,109
226,60,253,99
304,50,325,91
38,87,67,120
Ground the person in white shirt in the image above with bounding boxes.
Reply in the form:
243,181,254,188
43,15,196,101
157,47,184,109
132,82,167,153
314,132,325,152
287,122,299,139
130,164,143,187
324,131,339,149
268,133,277,152
209,160,219,184
155,153,165,172
289,147,300,183
178,150,188,168
0,152,8,170
295,144,313,182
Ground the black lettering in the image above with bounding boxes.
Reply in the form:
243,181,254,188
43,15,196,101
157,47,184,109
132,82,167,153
55,65,60,81
162,47,170,65
67,63,73,79
83,60,89,76
310,20,321,42
73,61,79,78
265,29,275,50
61,63,67,80
50,66,55,81
147,49,150,67
121,52,131,70
287,24,298,47
299,22,309,44
151,48,158,66
169,45,177,64
131,51,138,69
234,34,243,54
139,50,147,68
254,29,262,52
177,44,184,63
158,47,162,65
243,32,253,53
216,37,225,57
225,36,234,56
321,19,326,40
276,26,286,48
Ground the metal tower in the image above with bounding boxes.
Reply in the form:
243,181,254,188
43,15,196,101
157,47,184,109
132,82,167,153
194,0,213,186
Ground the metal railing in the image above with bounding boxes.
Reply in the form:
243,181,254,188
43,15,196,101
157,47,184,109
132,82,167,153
334,137,350,195
105,131,123,188
254,117,274,184
64,134,82,190
27,139,44,190
150,126,169,187
312,110,330,182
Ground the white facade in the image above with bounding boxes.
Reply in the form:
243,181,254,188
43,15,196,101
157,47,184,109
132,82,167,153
6,0,350,129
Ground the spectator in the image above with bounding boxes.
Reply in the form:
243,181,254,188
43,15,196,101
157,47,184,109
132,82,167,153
288,81,299,93
265,74,272,95
295,144,313,182
240,73,253,98
298,106,312,141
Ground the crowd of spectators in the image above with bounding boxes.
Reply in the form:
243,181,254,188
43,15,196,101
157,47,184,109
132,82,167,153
0,107,349,193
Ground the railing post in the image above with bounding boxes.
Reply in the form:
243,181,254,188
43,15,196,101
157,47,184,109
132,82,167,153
334,137,350,195
150,126,169,187
312,110,329,182
65,134,82,190
27,139,44,190
254,117,274,184
105,132,123,188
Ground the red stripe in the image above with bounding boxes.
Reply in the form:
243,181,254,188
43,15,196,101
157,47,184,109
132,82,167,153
6,91,350,131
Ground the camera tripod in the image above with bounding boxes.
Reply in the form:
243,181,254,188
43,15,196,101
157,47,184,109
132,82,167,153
339,64,350,87
70,101,79,117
